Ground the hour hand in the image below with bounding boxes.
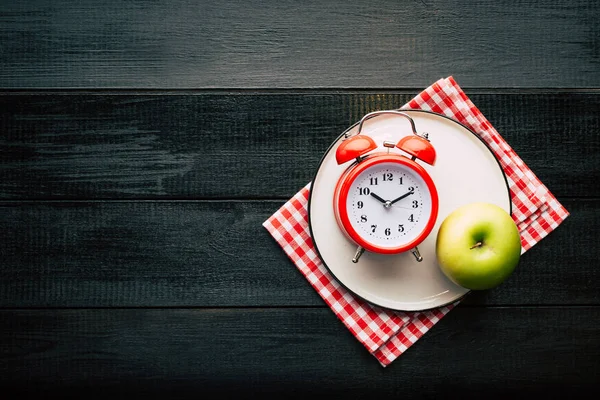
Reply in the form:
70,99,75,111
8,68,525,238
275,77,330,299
369,192,387,204
390,190,414,205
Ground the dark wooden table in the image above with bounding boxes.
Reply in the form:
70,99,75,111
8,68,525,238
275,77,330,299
1,0,599,397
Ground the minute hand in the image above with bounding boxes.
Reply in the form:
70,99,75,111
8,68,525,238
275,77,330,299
389,190,414,205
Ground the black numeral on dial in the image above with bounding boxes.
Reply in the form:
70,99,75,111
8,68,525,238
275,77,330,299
358,187,370,195
371,225,377,233
412,200,419,208
408,214,414,222
357,201,363,209
398,224,404,232
360,215,367,222
383,173,393,181
385,228,391,236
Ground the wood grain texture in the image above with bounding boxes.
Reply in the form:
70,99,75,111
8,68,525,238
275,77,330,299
1,92,598,199
0,307,598,397
1,0,599,88
1,0,597,393
0,198,593,307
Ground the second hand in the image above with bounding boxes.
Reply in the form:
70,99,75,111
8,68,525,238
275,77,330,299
391,204,413,210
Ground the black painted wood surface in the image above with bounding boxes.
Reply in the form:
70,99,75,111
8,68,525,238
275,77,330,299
1,92,598,199
0,198,596,307
1,308,598,397
1,0,598,397
1,0,599,88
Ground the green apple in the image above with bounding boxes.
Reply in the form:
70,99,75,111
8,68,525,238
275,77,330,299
435,202,521,290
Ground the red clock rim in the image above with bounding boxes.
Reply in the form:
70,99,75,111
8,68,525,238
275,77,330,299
335,154,439,254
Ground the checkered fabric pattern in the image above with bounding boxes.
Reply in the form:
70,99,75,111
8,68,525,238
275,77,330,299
263,76,569,367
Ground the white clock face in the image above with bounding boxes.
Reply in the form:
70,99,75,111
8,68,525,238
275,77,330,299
346,161,433,249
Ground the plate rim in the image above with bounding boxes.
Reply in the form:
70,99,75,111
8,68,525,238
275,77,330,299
307,109,512,312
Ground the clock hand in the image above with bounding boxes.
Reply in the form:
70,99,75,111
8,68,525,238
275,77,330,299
369,192,387,204
391,204,413,210
389,190,414,205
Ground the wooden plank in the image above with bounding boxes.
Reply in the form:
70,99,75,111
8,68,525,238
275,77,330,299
0,198,595,307
1,92,598,199
1,0,599,88
0,307,598,397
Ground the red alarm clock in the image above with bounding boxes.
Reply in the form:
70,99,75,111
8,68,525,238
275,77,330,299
333,110,439,263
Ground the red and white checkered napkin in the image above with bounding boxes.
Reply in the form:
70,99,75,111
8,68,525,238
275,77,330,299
263,76,569,367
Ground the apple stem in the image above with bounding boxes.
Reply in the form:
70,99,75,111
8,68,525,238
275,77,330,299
470,241,483,250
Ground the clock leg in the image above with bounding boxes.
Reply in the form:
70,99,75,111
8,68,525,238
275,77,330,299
352,246,365,263
411,246,423,262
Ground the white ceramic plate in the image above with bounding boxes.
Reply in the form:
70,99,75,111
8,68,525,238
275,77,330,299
308,110,511,311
